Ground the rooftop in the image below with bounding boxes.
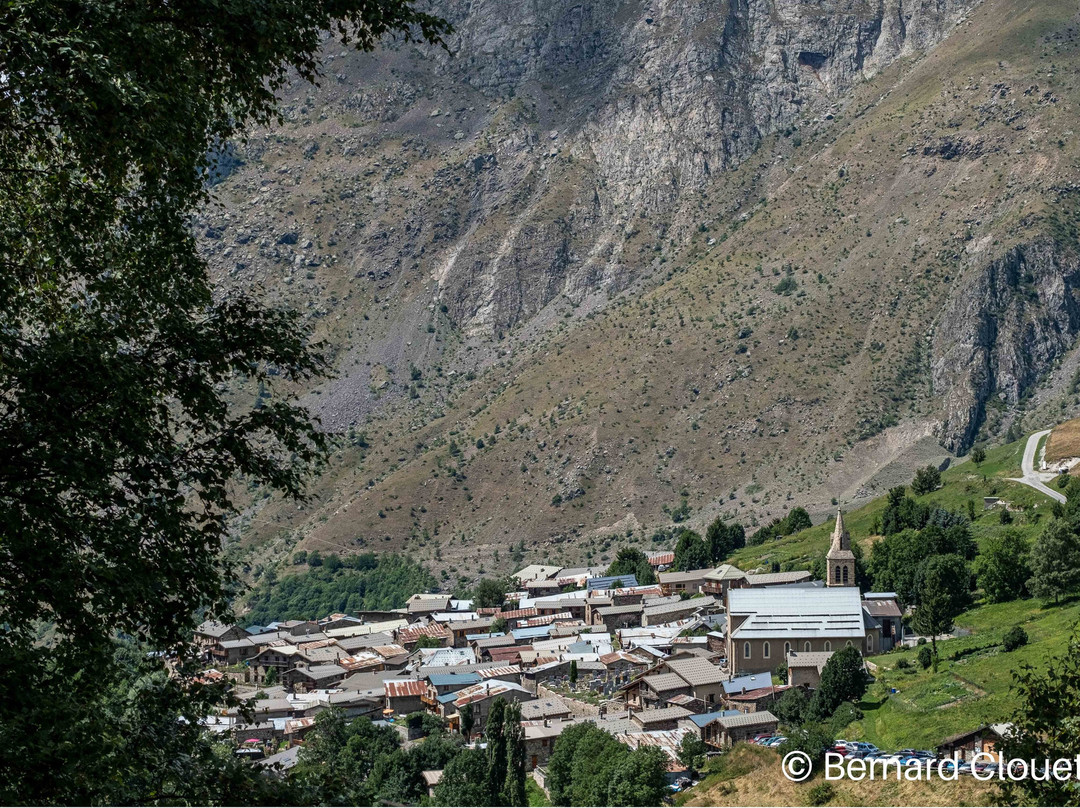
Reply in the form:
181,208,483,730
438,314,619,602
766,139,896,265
728,588,867,639
664,657,726,687
632,705,693,724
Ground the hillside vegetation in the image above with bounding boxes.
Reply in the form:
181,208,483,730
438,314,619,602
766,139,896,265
217,0,1080,585
725,431,1080,751
679,744,997,807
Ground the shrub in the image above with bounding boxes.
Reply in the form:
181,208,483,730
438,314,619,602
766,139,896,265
1002,626,1029,652
911,465,941,495
917,645,933,670
807,782,835,806
895,658,910,670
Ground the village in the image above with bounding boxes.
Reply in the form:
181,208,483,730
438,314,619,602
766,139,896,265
193,512,1010,795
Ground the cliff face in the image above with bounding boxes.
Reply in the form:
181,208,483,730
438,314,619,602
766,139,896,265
934,240,1080,452
424,0,979,337
209,0,1080,573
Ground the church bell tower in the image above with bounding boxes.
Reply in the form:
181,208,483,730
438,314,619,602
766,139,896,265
826,509,856,587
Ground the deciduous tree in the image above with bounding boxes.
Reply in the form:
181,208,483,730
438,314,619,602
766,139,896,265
0,0,447,800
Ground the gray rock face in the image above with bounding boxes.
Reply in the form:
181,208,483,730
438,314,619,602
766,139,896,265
421,0,977,336
209,0,983,436
933,240,1080,452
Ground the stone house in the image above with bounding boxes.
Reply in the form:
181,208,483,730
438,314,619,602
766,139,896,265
786,650,835,689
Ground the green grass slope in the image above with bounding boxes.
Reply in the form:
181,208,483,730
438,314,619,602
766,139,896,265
731,431,1077,752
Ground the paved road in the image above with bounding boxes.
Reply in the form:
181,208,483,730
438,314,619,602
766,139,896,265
1008,428,1066,503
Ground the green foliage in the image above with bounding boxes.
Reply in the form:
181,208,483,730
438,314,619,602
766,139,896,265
807,781,836,806
773,274,798,295
547,723,667,807
774,686,810,727
867,524,974,608
606,547,657,586
503,702,527,807
485,698,508,804
998,631,1080,807
749,506,815,545
971,447,987,465
569,660,578,683
912,554,972,664
777,724,835,773
706,517,746,563
1002,625,1029,652
0,0,447,799
678,733,709,771
607,747,669,807
879,486,970,537
911,465,942,495
917,645,933,670
473,576,514,609
785,507,813,533
435,749,490,807
673,529,710,571
460,703,475,739
976,530,1031,603
811,647,868,719
1028,517,1080,604
244,554,435,623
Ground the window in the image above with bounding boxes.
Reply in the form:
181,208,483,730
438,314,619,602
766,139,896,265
846,640,853,648
763,641,771,659
804,641,812,652
834,566,841,584
744,642,751,659
866,633,874,652
842,566,849,584
784,642,791,656
824,641,831,652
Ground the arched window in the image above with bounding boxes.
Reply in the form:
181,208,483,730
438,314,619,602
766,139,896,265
784,642,791,657
763,641,771,659
804,641,812,652
744,642,751,659
842,566,850,584
846,640,853,648
824,641,831,652
866,633,874,652
834,566,841,583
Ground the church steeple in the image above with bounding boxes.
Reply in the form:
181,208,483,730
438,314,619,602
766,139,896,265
830,509,850,553
826,509,856,587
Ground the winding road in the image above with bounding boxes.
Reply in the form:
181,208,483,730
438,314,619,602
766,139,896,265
1008,428,1067,504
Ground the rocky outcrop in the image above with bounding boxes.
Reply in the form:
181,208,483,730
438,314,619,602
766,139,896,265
421,0,979,336
933,240,1080,452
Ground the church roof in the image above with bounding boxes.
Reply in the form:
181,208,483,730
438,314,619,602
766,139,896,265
827,510,856,561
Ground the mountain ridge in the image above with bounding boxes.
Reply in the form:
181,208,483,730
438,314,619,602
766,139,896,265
204,0,1080,583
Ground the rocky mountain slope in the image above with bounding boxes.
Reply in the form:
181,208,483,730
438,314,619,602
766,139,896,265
202,0,1080,582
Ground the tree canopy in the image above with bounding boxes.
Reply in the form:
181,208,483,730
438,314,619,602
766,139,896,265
547,723,667,807
673,529,710,571
0,0,447,801
607,546,657,585
811,646,868,718
1028,517,1080,604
